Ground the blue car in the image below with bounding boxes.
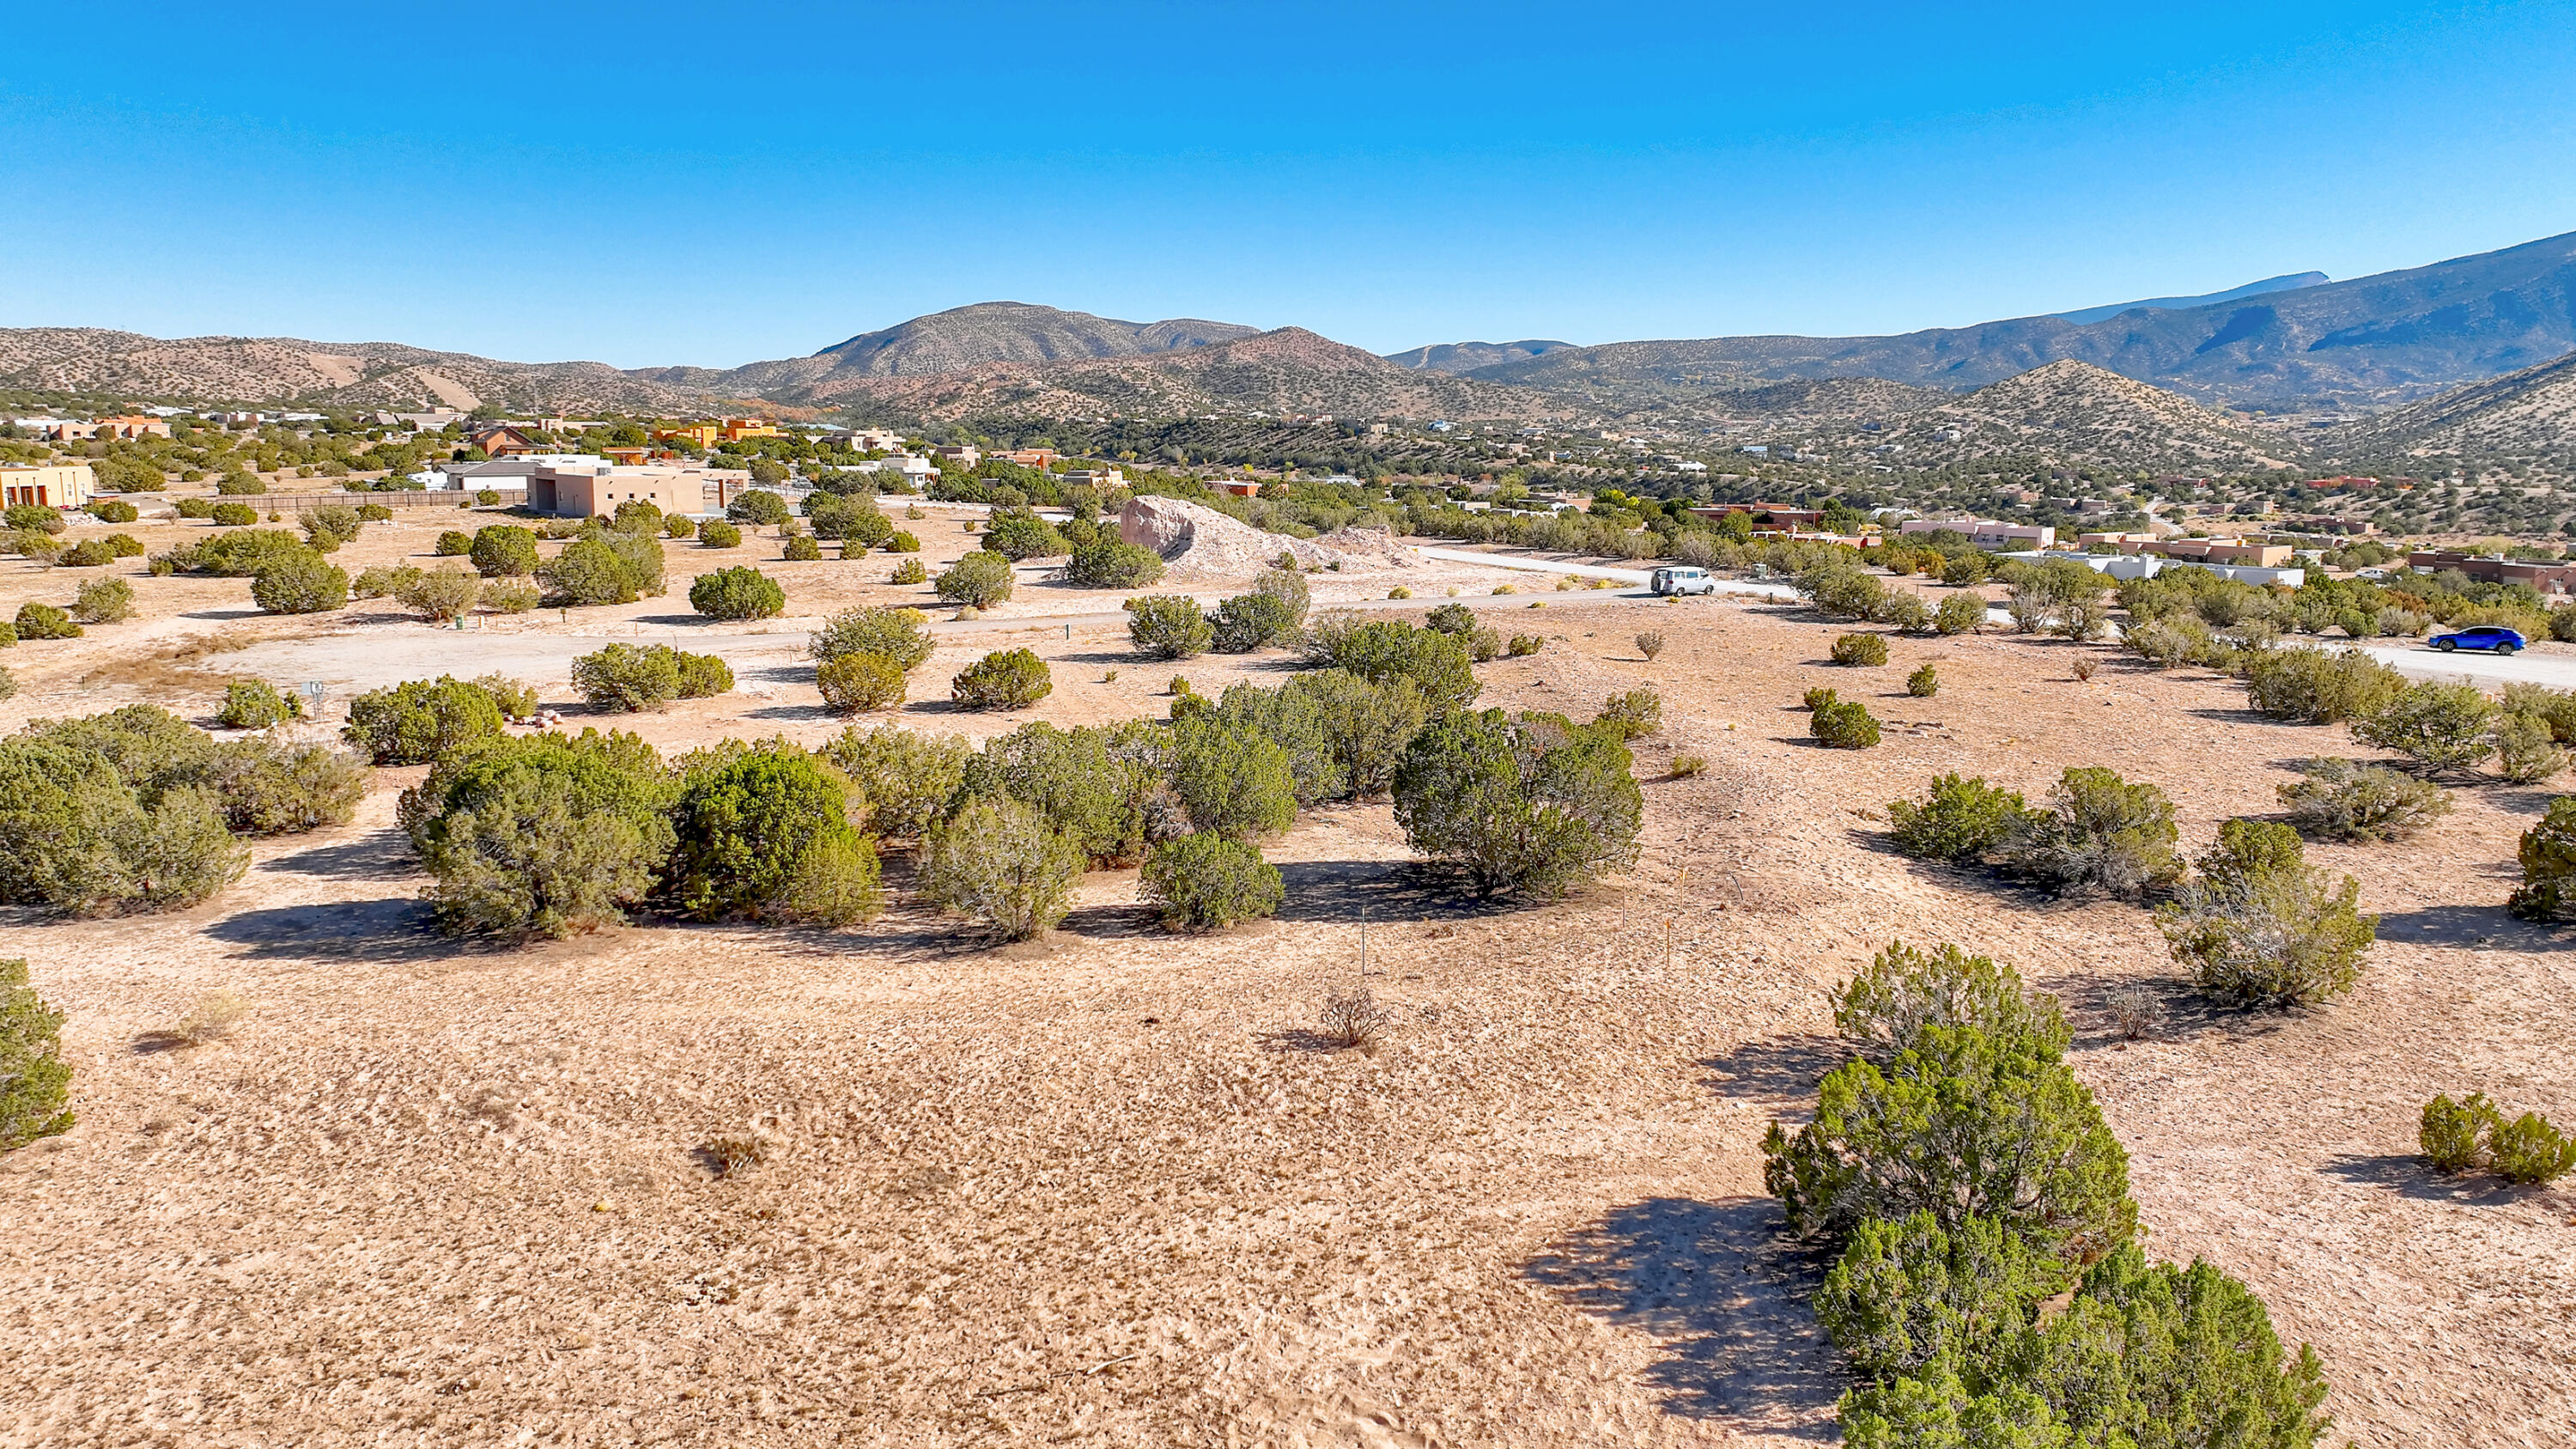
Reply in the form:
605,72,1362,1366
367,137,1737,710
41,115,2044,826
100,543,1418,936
2431,625,2527,654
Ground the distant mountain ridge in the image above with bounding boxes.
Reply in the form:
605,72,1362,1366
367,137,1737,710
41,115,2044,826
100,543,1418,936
1461,231,2576,407
1383,339,1578,373
2050,271,2329,326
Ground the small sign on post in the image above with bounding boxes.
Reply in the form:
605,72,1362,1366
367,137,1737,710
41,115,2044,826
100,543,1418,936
300,680,327,715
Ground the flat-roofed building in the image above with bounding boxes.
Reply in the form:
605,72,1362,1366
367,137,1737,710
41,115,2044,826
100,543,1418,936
0,461,95,508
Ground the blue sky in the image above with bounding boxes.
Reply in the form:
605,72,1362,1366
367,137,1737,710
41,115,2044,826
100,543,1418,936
4,1,2573,367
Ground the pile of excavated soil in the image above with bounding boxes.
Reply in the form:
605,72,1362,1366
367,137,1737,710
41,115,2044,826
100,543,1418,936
1116,497,1417,583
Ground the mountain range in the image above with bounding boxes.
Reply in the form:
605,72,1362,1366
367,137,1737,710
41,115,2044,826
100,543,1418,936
7,229,2576,473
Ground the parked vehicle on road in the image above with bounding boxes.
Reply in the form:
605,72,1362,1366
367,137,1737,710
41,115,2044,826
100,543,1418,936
2431,625,2527,654
1650,566,1718,596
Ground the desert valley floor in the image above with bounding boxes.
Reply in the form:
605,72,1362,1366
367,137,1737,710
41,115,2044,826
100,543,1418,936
1,505,2570,1447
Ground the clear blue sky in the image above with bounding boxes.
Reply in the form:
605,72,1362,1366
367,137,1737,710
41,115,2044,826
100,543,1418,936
5,1,2573,368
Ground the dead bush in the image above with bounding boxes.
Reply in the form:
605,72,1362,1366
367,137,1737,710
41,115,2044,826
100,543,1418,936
1317,986,1387,1049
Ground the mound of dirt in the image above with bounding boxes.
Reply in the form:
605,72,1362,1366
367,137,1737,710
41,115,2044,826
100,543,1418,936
1116,497,1416,583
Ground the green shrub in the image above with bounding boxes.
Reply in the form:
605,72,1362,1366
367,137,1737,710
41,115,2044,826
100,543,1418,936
1905,662,1938,697
1394,709,1642,898
88,499,139,524
2507,795,2576,921
216,471,265,495
247,551,349,614
2354,682,2497,776
983,508,1068,561
1299,612,1479,712
1813,1209,2069,1386
72,576,133,624
1833,941,2071,1064
2158,819,2375,1008
686,563,785,620
342,677,506,764
920,795,1083,939
469,674,541,719
1937,588,1989,631
2494,710,2567,783
1170,715,1298,838
175,498,215,519
473,488,500,506
1210,590,1299,652
1141,833,1285,930
1062,539,1165,588
2500,681,2576,742
1832,632,1890,666
1252,564,1310,625
890,557,928,584
0,959,75,1152
0,720,253,916
1813,699,1881,749
412,730,677,938
675,649,732,698
1765,1019,2134,1260
355,502,393,522
1594,687,1662,740
2420,1092,2502,1174
669,744,881,924
781,533,823,561
1275,669,1430,801
2276,758,2450,841
481,578,540,613
1888,774,2027,861
935,550,1016,607
8,528,62,560
813,605,933,672
1508,633,1542,656
610,499,663,535
14,601,82,639
1997,766,2182,898
955,721,1164,865
299,503,362,551
1425,601,1477,635
698,519,743,548
1804,685,1839,711
470,524,538,577
817,652,905,712
216,679,301,729
351,563,420,599
819,724,971,839
2243,646,2405,723
4,504,65,534
206,501,257,527
664,513,698,539
884,530,920,552
1126,594,1213,659
572,642,682,711
720,489,787,526
2489,1111,2576,1184
191,739,365,836
396,567,482,622
952,648,1052,709
432,528,471,556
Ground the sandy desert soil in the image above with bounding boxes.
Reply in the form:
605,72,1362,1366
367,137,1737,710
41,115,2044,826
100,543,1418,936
1,509,2572,1448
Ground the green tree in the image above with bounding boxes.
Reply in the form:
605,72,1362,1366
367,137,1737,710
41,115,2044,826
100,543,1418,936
935,550,1016,607
0,958,75,1152
1170,716,1297,838
1126,594,1214,658
728,487,790,523
342,677,506,764
1997,766,2182,898
249,551,349,614
1141,833,1285,930
1062,539,1165,588
2354,682,2497,776
819,724,971,840
920,795,1083,940
414,734,678,938
690,564,786,620
983,508,1068,561
2508,795,2576,921
951,648,1052,709
469,524,539,577
669,745,881,923
1888,775,2026,861
1393,709,1642,898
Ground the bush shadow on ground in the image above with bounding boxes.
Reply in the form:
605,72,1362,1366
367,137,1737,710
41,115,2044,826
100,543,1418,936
204,898,494,963
263,831,422,881
1522,1196,1839,1433
2376,902,2576,951
2320,1153,2549,1206
1697,1033,1844,1106
1274,858,1550,923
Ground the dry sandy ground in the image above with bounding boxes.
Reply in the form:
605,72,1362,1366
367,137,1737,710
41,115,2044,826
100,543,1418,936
2,517,2572,1447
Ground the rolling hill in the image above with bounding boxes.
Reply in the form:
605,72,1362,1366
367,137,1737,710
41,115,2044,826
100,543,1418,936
1878,360,2300,472
2050,271,2329,325
1382,339,1579,373
1461,231,2576,408
632,302,1263,397
2325,350,2576,467
0,327,701,413
801,326,1564,424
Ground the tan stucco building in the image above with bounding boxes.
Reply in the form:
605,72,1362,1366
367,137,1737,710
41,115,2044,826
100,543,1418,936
1,462,96,508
